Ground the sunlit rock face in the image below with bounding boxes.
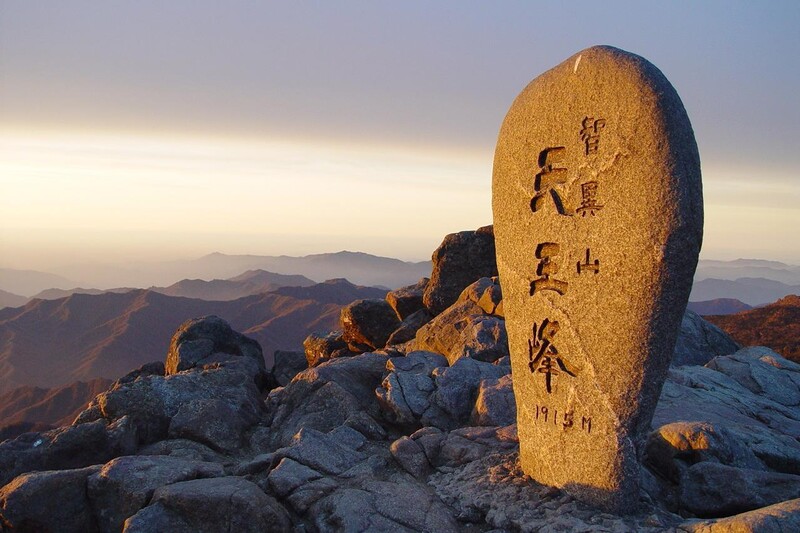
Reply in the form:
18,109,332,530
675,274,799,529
492,45,703,512
423,226,498,316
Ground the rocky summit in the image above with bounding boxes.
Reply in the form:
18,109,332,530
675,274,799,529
493,45,703,512
0,225,798,532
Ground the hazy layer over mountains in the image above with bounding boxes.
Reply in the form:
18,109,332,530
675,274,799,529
688,259,800,306
693,259,800,285
0,251,431,298
4,255,797,310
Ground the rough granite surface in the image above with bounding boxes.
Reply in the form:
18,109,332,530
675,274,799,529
492,45,703,512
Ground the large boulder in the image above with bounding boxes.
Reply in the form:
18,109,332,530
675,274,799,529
432,358,510,424
672,309,740,366
272,350,308,385
122,477,290,532
138,439,224,464
0,417,136,488
87,455,224,533
311,481,459,533
411,278,508,365
376,351,450,428
435,426,519,469
680,462,800,517
471,375,516,427
267,457,325,500
272,428,366,477
644,421,763,483
706,346,800,407
389,436,432,479
386,278,429,320
0,466,102,533
392,426,518,479
423,226,498,315
264,353,389,449
681,498,800,532
168,398,252,453
77,361,264,446
303,331,354,368
386,309,434,346
115,361,165,385
340,299,401,350
376,351,511,431
265,425,376,515
653,348,800,472
165,316,265,377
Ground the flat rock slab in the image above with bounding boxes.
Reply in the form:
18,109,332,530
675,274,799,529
493,45,702,512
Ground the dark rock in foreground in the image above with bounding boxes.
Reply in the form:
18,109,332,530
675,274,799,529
673,309,740,366
272,350,308,386
0,466,102,533
165,315,265,376
88,455,224,532
123,476,290,532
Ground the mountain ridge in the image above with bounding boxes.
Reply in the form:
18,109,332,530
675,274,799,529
704,294,800,362
690,277,800,306
687,298,752,316
45,250,432,290
0,378,113,438
0,279,386,393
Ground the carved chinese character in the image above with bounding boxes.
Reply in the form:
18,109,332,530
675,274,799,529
528,319,577,393
531,147,571,215
577,248,600,275
580,117,606,155
576,181,604,216
530,243,568,295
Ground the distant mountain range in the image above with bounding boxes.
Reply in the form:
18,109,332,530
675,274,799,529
0,279,386,394
3,256,797,308
178,251,430,290
694,258,800,285
687,258,800,306
689,277,800,306
0,251,432,296
152,270,315,301
0,269,77,298
0,270,320,309
704,295,800,363
686,298,753,316
31,287,135,300
0,289,28,310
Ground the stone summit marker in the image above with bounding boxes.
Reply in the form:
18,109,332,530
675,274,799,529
492,46,703,512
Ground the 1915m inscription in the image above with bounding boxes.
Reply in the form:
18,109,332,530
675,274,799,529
534,403,593,434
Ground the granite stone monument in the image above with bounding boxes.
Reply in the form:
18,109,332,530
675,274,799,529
492,45,703,512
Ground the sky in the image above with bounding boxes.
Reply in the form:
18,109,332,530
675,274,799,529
1,1,799,275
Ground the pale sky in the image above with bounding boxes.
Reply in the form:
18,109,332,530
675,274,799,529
1,1,799,273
